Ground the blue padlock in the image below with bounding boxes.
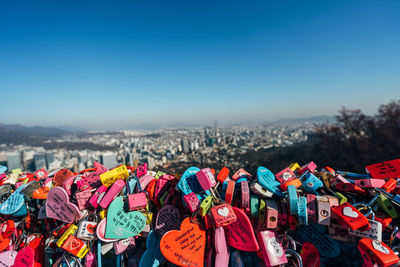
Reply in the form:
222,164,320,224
177,167,202,195
302,173,323,193
257,167,284,198
287,185,298,215
298,196,308,225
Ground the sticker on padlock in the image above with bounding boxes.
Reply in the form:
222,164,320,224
275,167,295,183
348,218,382,241
316,196,331,225
265,200,278,229
76,221,97,241
60,236,89,258
210,203,237,227
257,230,288,266
358,238,399,267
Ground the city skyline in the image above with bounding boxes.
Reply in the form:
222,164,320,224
1,1,399,129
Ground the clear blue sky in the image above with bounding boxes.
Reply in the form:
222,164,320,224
1,0,399,129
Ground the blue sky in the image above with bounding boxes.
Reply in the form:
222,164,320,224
0,0,399,129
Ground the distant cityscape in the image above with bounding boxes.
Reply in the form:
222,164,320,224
0,119,330,173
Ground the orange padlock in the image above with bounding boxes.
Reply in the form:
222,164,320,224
280,178,302,191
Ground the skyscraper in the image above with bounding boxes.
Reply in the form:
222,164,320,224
100,152,117,169
33,153,46,170
7,152,22,170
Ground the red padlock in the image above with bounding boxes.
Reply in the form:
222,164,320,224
336,182,367,196
332,203,370,231
382,178,397,193
217,167,230,183
358,238,399,267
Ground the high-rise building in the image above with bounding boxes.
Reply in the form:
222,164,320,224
7,152,22,170
100,152,117,169
46,153,55,168
125,153,133,166
181,139,189,154
33,153,46,170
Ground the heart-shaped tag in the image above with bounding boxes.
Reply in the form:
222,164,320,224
140,230,164,266
96,218,117,242
46,187,81,223
160,217,206,267
105,196,146,239
154,205,180,238
300,242,320,267
87,224,96,234
12,247,34,267
0,185,26,216
224,207,260,251
372,240,389,254
0,250,18,267
342,206,358,218
0,237,10,252
217,207,229,217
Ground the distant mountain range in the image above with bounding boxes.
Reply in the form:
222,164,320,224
270,115,335,125
0,123,71,137
0,115,336,137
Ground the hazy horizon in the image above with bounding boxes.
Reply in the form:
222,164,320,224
1,1,399,129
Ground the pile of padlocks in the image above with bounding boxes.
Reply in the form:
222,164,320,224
0,158,400,267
